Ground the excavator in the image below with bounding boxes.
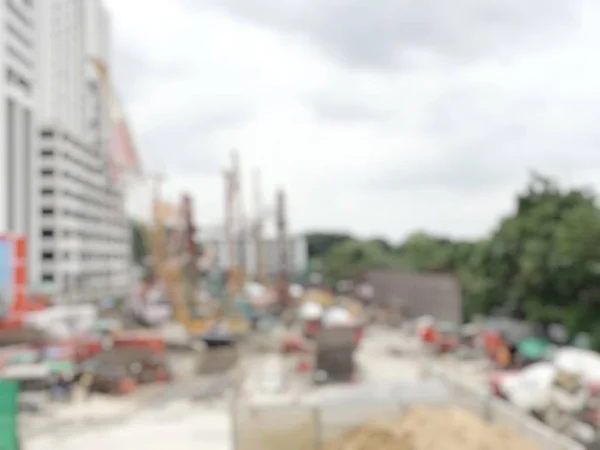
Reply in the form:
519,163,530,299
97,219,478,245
92,57,247,375
147,186,248,346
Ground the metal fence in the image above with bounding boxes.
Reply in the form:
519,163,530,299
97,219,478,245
231,374,585,450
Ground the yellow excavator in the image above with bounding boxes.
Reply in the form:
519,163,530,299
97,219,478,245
92,57,248,343
149,189,248,342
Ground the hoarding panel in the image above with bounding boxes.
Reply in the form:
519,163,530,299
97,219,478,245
0,242,12,318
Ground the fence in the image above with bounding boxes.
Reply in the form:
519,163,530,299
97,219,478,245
231,374,585,450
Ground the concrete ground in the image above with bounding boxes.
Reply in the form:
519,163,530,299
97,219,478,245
23,325,493,450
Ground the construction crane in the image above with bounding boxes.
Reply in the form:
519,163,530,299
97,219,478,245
275,187,290,310
149,187,218,336
224,149,246,301
252,169,265,284
91,57,141,177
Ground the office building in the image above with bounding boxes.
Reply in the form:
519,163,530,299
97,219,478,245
33,0,131,303
0,0,37,238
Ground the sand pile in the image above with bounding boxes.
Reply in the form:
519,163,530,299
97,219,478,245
326,406,540,450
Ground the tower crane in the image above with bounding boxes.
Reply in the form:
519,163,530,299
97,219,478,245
275,188,290,310
90,58,141,178
252,169,265,284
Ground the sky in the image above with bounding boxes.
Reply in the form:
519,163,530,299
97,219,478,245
104,0,600,242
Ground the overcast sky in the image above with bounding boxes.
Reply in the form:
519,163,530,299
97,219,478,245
104,0,600,242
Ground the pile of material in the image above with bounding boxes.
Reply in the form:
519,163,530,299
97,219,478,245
326,406,540,450
0,328,47,347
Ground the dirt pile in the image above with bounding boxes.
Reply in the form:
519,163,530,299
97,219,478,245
326,406,540,450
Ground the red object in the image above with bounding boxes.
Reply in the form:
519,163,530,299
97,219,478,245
305,320,319,335
155,367,169,382
436,332,460,353
420,326,437,343
483,331,502,356
281,336,308,354
589,381,600,397
113,333,165,354
354,327,364,345
489,371,519,398
0,235,47,330
296,360,311,373
118,377,136,395
74,338,103,362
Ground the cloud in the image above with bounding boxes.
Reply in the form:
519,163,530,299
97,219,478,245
194,0,580,69
106,0,600,241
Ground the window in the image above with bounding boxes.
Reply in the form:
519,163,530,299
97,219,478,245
41,149,53,157
41,252,54,261
41,208,54,216
42,273,54,282
41,188,53,195
41,169,54,176
18,77,30,92
41,130,54,138
41,229,54,238
7,0,32,27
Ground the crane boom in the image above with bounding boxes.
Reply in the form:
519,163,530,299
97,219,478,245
253,169,265,284
276,188,290,309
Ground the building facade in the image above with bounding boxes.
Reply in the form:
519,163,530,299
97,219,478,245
33,0,131,303
0,0,37,238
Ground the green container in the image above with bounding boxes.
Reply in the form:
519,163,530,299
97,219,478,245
0,381,19,450
0,417,18,450
0,382,18,415
516,337,551,361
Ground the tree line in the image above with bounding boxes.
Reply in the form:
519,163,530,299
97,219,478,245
306,174,600,347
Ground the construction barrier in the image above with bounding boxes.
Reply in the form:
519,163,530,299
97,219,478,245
230,374,585,450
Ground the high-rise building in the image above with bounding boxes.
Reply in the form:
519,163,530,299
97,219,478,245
0,0,37,237
33,0,131,303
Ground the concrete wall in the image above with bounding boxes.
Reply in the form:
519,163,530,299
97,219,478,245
355,269,463,324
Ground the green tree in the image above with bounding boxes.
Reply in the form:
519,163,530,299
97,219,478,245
130,220,148,265
306,173,600,347
305,232,353,259
320,240,398,282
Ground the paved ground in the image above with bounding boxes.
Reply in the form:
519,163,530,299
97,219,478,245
23,325,494,450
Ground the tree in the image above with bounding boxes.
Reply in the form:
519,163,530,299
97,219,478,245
304,173,600,347
320,240,398,282
305,232,353,259
130,220,148,266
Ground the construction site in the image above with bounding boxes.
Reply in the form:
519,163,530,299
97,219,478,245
0,149,597,450
0,183,589,449
0,0,596,448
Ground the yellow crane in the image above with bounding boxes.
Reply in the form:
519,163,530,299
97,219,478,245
92,58,235,338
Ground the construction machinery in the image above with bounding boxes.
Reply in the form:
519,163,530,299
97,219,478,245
153,184,247,343
274,188,291,313
312,321,363,384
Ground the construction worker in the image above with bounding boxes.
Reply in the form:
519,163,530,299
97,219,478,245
496,344,512,369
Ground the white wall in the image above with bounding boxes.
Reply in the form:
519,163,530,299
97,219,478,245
33,0,131,302
0,1,39,285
